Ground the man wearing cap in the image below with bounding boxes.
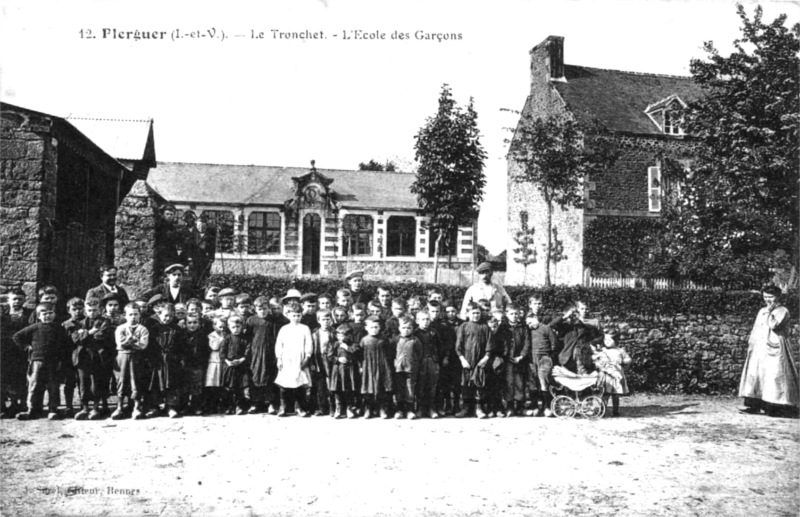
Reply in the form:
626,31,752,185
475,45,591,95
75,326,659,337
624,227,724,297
145,264,195,305
460,262,512,320
345,270,372,306
86,265,130,308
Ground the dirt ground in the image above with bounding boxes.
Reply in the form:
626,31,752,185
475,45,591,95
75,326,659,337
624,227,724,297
1,394,798,517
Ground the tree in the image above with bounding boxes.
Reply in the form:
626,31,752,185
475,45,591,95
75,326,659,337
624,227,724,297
665,4,799,289
358,159,398,172
506,114,616,286
512,211,537,285
412,84,487,282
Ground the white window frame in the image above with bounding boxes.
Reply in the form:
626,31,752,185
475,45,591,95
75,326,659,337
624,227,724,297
648,166,662,212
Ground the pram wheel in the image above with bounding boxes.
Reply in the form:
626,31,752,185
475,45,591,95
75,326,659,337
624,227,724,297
551,395,577,418
580,396,605,420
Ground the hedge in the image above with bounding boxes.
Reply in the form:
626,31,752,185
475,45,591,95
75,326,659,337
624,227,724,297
206,274,798,320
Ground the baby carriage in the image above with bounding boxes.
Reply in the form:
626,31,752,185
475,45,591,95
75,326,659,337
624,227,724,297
548,366,606,420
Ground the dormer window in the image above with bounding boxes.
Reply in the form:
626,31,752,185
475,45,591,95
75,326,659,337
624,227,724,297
645,94,686,135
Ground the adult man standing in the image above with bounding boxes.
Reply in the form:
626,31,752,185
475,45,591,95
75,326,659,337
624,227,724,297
345,270,372,306
86,265,130,308
145,264,195,304
459,262,512,320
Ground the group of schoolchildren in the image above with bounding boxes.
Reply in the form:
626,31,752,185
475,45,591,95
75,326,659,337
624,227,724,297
1,264,632,422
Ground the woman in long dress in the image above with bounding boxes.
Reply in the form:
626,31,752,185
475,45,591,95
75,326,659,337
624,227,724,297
738,284,799,416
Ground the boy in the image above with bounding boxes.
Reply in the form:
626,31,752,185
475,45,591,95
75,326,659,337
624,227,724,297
300,293,319,331
478,299,493,323
526,305,558,417
332,306,349,326
70,298,112,420
59,297,85,417
414,310,440,419
144,302,185,418
501,304,530,417
335,289,353,311
317,294,333,313
377,286,393,320
216,288,237,319
174,302,188,326
1,289,32,418
455,303,493,418
235,294,253,320
221,315,253,415
201,300,216,321
444,301,463,327
348,303,369,346
392,316,420,419
551,301,602,374
385,298,406,338
183,313,209,415
407,297,423,322
426,288,444,304
430,300,459,415
204,286,221,306
14,302,71,420
486,311,507,417
246,298,277,414
310,309,335,416
28,285,61,324
113,303,149,419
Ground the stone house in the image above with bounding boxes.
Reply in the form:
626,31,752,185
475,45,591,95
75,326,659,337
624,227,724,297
146,161,477,279
0,102,155,301
506,36,704,285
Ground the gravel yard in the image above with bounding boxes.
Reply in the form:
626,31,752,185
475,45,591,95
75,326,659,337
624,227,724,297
1,394,798,517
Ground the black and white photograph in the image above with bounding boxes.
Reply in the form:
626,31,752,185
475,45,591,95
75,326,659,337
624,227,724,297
1,0,798,515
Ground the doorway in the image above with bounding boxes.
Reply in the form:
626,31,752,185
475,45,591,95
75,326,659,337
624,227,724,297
302,213,321,274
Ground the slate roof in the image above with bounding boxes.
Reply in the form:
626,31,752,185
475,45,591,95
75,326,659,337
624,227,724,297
550,65,704,135
65,116,155,163
147,162,421,211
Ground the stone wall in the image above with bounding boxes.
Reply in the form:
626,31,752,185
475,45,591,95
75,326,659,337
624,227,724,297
114,180,161,300
0,108,53,302
602,313,800,394
210,258,298,277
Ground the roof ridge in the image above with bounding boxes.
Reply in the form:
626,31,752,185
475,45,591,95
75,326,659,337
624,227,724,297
66,116,153,123
156,161,415,174
565,64,693,80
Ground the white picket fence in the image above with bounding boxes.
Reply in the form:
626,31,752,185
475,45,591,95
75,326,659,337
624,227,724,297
586,275,710,290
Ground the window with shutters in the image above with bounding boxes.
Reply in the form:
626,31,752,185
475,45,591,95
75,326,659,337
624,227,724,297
648,166,662,212
248,212,281,254
386,216,416,257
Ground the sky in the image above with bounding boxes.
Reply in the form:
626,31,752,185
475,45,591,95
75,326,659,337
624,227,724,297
1,0,797,254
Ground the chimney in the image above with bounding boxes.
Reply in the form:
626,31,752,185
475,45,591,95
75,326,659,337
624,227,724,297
530,35,565,87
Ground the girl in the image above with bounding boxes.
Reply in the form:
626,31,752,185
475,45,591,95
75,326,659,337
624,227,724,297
274,303,313,417
593,330,631,417
327,324,361,418
359,316,394,419
220,315,252,415
205,316,226,413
